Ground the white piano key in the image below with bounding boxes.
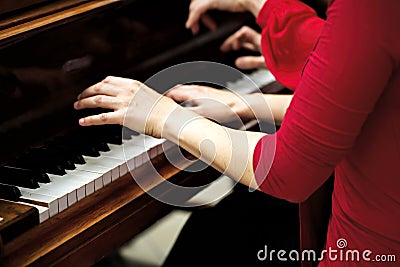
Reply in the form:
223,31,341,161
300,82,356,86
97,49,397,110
75,163,112,186
82,155,124,182
41,170,103,205
18,202,50,223
226,68,276,94
19,190,59,217
19,187,68,212
65,169,104,196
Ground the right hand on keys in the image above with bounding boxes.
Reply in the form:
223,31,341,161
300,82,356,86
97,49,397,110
165,84,253,123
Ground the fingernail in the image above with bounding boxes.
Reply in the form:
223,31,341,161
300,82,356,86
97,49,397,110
79,118,85,125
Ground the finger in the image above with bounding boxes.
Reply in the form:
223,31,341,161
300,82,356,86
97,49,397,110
74,95,120,110
191,23,200,35
241,41,258,52
235,56,266,70
220,31,243,52
220,26,261,52
186,5,202,31
79,111,121,126
77,82,119,100
220,26,251,52
102,76,142,87
200,14,217,31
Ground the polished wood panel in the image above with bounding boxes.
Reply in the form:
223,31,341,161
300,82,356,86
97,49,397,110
0,0,120,47
2,151,220,267
0,200,38,244
0,0,50,16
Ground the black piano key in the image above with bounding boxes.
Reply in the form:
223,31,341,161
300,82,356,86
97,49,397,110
9,152,67,176
45,141,86,164
0,183,21,202
0,167,40,189
122,126,139,139
53,136,101,157
101,125,123,145
80,125,122,146
0,166,50,183
37,147,76,170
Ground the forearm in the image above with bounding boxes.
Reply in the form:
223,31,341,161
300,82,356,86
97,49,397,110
162,106,266,189
236,93,293,125
241,0,267,17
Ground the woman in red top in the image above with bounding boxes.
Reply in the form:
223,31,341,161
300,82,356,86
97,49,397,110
74,0,400,265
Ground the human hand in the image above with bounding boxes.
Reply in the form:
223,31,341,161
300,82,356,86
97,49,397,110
220,26,266,70
165,84,253,123
186,0,247,34
74,76,180,138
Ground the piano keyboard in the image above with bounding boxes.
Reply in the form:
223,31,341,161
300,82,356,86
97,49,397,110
0,68,276,224
0,125,173,223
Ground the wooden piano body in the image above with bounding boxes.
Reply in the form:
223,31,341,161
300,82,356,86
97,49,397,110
0,0,332,266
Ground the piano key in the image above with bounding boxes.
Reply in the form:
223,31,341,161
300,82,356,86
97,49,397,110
52,136,101,157
44,170,103,204
75,163,112,186
82,155,124,182
37,147,76,170
0,167,40,189
20,171,95,208
19,187,69,212
9,152,67,176
226,68,276,94
7,129,168,222
0,166,50,184
0,183,22,202
19,190,59,217
45,141,86,164
18,202,50,223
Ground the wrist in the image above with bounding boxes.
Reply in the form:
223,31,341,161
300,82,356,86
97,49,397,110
242,0,267,17
145,97,181,139
160,104,203,144
234,93,259,121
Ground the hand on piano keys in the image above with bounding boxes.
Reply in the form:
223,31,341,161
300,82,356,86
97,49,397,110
165,84,254,124
74,76,180,139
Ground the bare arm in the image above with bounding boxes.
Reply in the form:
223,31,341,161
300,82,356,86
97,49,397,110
74,77,268,190
165,85,292,126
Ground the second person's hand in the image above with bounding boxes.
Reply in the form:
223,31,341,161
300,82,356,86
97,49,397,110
220,25,266,70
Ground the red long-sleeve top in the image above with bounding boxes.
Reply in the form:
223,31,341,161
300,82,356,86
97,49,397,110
257,0,325,90
253,0,400,265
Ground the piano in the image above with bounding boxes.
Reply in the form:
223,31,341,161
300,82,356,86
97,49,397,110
0,0,332,266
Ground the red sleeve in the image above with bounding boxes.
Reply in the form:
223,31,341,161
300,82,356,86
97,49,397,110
253,0,396,203
256,0,325,90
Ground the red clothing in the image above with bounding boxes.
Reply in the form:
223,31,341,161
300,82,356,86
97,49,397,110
256,0,325,90
253,0,400,266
